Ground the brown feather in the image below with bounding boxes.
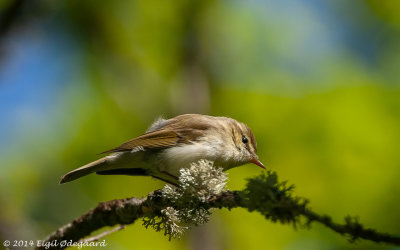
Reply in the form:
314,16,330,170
100,130,180,154
100,114,215,154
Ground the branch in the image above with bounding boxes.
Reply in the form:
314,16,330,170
37,165,400,249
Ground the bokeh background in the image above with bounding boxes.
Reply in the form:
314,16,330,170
1,0,400,249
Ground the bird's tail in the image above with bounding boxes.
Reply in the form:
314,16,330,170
60,157,109,184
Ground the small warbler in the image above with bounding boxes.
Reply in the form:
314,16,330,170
60,114,264,185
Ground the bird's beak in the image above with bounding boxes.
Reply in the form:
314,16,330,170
251,157,265,169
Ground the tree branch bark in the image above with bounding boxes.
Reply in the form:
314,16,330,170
37,188,400,249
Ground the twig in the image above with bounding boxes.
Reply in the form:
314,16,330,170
303,210,400,245
81,225,125,243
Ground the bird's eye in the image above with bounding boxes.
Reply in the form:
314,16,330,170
242,136,248,144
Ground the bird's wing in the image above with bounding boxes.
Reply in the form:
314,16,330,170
100,130,181,154
101,114,211,154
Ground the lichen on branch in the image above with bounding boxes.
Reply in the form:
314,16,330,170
143,159,228,240
241,171,309,227
36,160,400,249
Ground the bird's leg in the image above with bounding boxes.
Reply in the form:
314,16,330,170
152,175,178,186
151,165,179,186
160,171,179,181
152,163,179,185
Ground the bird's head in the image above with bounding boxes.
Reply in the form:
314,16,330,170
218,118,265,170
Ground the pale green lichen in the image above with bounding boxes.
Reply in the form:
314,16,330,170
143,159,228,240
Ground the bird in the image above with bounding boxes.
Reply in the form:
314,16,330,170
60,114,264,185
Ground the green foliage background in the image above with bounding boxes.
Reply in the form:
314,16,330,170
0,0,399,249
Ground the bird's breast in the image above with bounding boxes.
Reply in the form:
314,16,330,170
160,142,229,176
